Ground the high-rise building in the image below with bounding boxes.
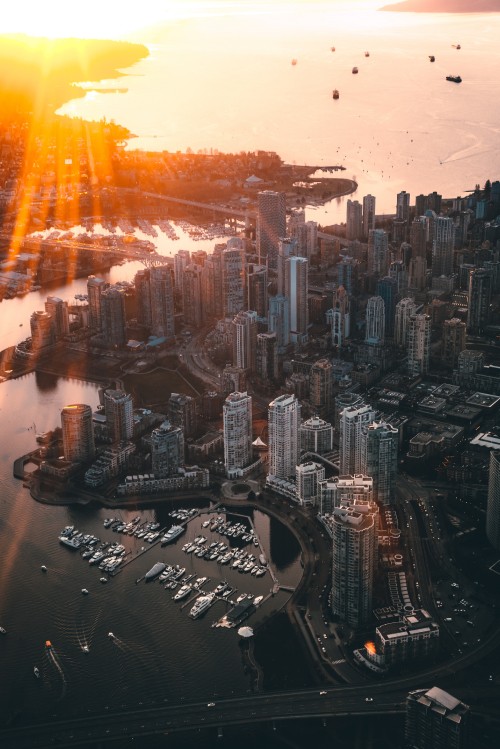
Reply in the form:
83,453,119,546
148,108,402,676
168,392,198,438
277,237,297,297
296,461,325,506
337,256,358,296
346,199,363,240
247,263,268,317
268,394,301,481
61,404,95,463
268,294,290,351
432,217,455,277
365,296,385,344
256,190,286,269
100,287,126,347
286,256,308,343
396,190,410,223
309,358,333,416
408,255,427,291
149,265,175,341
486,451,500,551
134,269,152,328
395,298,417,347
362,194,376,238
256,332,279,381
360,421,398,505
389,259,408,296
44,296,69,338
223,391,253,478
334,392,366,435
232,310,258,371
330,501,378,628
87,275,108,331
368,229,389,277
318,474,373,516
330,285,350,347
182,263,203,327
442,318,466,367
467,268,492,335
222,241,245,318
376,276,398,337
202,246,224,319
104,389,134,443
408,314,431,376
30,310,55,350
339,403,376,475
405,687,469,749
151,420,184,477
300,416,334,454
173,249,191,289
410,217,427,259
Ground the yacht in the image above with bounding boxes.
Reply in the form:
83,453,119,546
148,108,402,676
214,581,228,595
81,588,89,595
161,525,185,545
352,67,358,74
446,75,462,83
236,594,247,603
332,89,340,100
100,577,108,584
253,596,264,606
429,55,435,62
59,535,82,549
34,667,40,678
0,626,6,635
108,632,115,639
189,593,215,619
173,584,192,601
145,562,167,581
259,554,267,566
41,565,47,572
82,645,90,653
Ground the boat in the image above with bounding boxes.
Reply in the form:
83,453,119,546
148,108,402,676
429,55,435,62
253,595,264,606
160,525,185,546
34,667,40,678
189,593,215,619
236,594,247,603
100,577,108,584
108,632,115,639
331,46,335,52
81,588,89,595
41,565,47,572
45,640,52,649
352,67,358,74
59,535,82,549
173,584,192,601
446,75,462,83
145,562,167,581
0,626,6,634
364,51,370,57
259,554,267,566
82,645,90,653
291,58,297,66
332,89,339,100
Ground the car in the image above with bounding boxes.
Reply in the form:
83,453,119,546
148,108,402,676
207,702,216,707
319,691,327,695
365,697,373,702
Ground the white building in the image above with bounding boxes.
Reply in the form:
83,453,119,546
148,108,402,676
368,229,389,277
61,403,95,463
151,420,184,477
223,391,253,478
104,389,134,443
267,394,301,482
407,314,431,377
486,451,500,551
395,298,417,347
360,421,398,505
339,404,376,475
365,296,386,345
286,255,308,344
319,474,373,515
296,461,325,506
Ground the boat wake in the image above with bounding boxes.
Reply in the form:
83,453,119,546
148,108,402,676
46,646,67,701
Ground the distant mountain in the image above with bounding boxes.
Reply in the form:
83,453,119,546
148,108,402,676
381,0,500,11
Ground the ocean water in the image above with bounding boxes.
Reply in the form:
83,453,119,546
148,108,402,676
57,1,500,220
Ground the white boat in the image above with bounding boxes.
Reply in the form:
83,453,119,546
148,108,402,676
108,632,115,639
145,562,166,581
173,584,192,601
189,593,215,619
82,645,90,653
161,525,185,545
81,589,89,595
100,577,108,584
236,594,247,603
0,626,7,634
41,565,47,572
253,595,264,606
34,667,40,678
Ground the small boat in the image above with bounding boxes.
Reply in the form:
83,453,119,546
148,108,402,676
291,58,297,66
45,640,52,649
429,55,435,62
253,595,264,606
41,565,47,572
108,632,115,639
82,645,90,653
352,67,358,74
0,626,6,635
100,577,108,584
34,667,40,678
331,46,335,52
332,89,339,100
446,75,462,83
81,588,89,595
364,51,370,57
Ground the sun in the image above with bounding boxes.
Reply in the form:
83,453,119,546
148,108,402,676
0,0,189,40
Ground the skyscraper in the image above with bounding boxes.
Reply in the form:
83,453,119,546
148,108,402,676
30,310,55,350
346,199,363,240
486,451,500,551
168,392,198,438
410,216,427,259
368,229,389,277
300,416,334,454
337,256,358,296
330,285,350,347
232,310,258,371
256,332,279,381
222,241,245,318
362,194,376,238
134,269,152,328
405,687,469,749
395,297,417,347
360,421,398,505
330,500,378,628
268,394,301,481
151,420,184,477
44,296,69,338
149,265,175,341
173,249,191,289
87,275,107,331
268,294,290,351
104,389,134,443
376,276,398,337
396,190,410,223
309,358,333,416
442,318,466,367
286,255,308,344
61,404,95,463
277,237,297,297
432,217,455,277
365,296,386,344
407,314,431,376
467,268,492,335
408,255,427,292
296,461,325,506
318,474,373,516
247,263,268,317
339,403,376,475
223,391,253,478
256,190,286,269
182,263,203,328
100,287,126,347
